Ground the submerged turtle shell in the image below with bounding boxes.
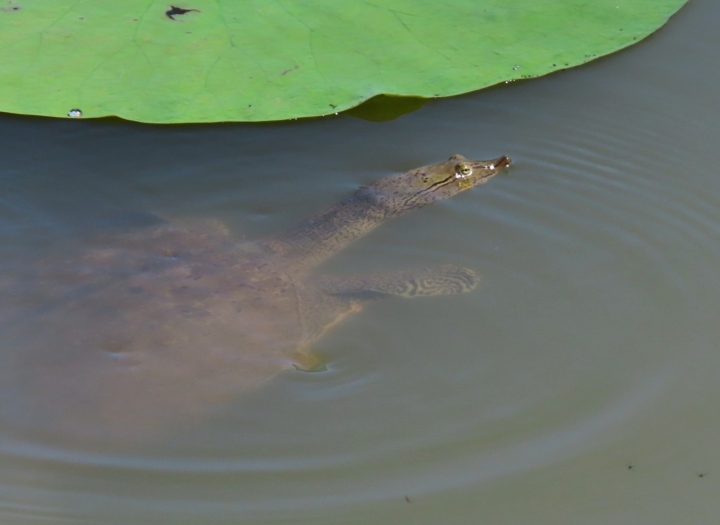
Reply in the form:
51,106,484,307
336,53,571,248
5,220,358,438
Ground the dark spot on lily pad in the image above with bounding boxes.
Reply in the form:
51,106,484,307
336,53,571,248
166,5,200,21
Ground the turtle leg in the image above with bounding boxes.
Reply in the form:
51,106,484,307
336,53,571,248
317,265,479,298
291,350,330,372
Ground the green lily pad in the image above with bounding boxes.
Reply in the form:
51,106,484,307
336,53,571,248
0,0,688,123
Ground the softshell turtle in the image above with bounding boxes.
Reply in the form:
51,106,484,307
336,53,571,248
4,154,510,439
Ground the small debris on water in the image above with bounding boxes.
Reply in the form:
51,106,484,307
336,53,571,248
0,1,21,12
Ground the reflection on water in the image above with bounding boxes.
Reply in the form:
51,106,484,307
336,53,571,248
2,1,720,523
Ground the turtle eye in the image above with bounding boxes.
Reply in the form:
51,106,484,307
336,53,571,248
455,163,473,178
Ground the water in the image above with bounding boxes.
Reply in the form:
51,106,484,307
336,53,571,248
2,1,720,523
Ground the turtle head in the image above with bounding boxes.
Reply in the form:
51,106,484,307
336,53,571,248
371,154,511,213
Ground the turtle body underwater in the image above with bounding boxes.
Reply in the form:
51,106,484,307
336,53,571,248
3,154,510,439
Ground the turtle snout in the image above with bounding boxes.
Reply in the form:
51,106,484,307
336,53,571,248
496,156,511,169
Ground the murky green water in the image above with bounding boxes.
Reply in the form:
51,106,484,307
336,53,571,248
2,1,720,523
